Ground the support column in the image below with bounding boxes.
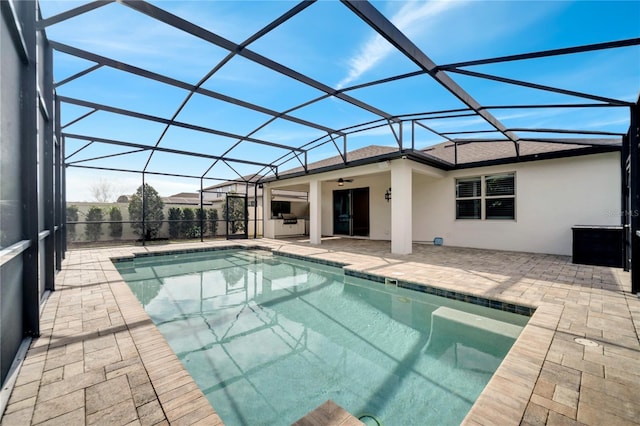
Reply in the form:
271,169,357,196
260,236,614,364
263,184,274,238
54,97,63,269
19,0,40,336
61,134,67,255
391,160,412,254
309,179,322,245
42,36,55,291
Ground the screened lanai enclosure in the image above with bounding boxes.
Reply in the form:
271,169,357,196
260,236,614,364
1,0,639,390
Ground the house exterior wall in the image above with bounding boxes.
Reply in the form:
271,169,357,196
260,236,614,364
412,152,621,255
202,183,264,201
269,151,619,255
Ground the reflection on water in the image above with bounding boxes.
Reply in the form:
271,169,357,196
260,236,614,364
117,249,528,426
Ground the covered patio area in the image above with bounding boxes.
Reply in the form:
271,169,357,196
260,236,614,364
2,239,637,425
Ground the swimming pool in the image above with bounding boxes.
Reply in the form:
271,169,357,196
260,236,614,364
116,249,529,425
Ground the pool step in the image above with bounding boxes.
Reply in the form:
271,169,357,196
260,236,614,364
424,306,524,362
431,306,523,339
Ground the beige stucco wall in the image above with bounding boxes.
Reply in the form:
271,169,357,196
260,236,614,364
411,152,621,255
65,202,243,243
314,152,621,255
260,152,621,255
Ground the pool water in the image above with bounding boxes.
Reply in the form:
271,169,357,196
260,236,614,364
116,249,528,426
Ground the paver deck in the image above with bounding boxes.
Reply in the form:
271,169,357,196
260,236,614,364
1,238,638,425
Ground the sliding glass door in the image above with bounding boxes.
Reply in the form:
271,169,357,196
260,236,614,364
333,188,369,236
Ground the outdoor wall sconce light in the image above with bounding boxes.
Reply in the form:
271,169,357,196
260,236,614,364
385,187,392,202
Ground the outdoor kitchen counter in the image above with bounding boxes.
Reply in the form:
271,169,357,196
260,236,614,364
266,218,306,237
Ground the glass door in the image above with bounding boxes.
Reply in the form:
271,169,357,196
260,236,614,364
333,189,351,235
352,188,370,236
333,188,370,236
226,194,248,239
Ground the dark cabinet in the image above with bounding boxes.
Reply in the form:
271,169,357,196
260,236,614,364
572,226,624,268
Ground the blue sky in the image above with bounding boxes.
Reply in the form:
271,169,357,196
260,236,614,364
38,0,640,201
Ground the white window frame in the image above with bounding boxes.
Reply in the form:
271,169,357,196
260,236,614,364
455,172,516,220
455,176,482,220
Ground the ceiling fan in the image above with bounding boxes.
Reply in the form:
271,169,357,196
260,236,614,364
336,178,353,186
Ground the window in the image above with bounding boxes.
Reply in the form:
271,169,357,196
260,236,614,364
485,173,515,220
455,173,515,220
456,177,481,219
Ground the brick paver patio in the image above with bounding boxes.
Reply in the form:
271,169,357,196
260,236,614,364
1,238,638,425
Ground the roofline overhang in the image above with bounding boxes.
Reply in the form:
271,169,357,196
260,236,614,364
260,144,621,183
259,149,454,183
452,144,621,170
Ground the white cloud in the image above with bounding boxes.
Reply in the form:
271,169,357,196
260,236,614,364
66,169,198,202
336,0,467,89
583,117,630,129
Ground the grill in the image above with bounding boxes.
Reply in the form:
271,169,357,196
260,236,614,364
281,213,298,225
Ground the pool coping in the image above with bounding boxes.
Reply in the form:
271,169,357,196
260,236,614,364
109,242,550,425
107,268,224,424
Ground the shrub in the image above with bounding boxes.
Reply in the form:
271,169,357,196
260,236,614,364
182,208,196,239
66,205,79,241
208,209,219,236
168,207,182,239
196,208,207,236
108,206,123,239
85,206,104,242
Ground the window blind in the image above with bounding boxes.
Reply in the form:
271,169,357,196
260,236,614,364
456,177,481,198
486,174,515,196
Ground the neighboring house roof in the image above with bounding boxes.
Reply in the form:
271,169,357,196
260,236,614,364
170,192,199,198
271,139,621,181
163,192,212,205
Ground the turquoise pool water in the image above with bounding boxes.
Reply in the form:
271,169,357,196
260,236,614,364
116,249,528,426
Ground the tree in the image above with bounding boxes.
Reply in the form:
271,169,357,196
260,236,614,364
223,195,246,234
90,178,115,203
168,207,182,239
108,206,123,239
116,195,129,203
208,209,219,237
66,205,79,241
128,184,165,240
85,206,104,242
